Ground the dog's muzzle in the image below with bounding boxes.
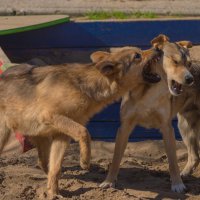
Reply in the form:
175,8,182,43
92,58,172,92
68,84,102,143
142,49,162,84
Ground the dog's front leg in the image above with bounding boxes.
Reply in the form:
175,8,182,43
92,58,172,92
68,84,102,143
0,122,11,156
161,123,186,193
49,114,91,170
100,119,136,188
47,134,70,198
46,114,91,197
30,136,52,174
180,129,200,177
178,113,200,176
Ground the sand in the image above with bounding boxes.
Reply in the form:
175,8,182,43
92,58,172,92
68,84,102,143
0,140,200,200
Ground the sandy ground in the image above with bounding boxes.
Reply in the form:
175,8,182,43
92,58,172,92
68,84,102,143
0,140,200,200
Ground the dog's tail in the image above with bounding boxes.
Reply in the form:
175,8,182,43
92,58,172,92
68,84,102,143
0,64,35,79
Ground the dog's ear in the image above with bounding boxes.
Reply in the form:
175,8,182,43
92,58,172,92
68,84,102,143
176,41,193,49
95,61,119,76
90,51,110,63
151,34,169,49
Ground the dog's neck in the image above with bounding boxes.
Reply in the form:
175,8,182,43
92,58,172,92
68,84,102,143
71,64,124,102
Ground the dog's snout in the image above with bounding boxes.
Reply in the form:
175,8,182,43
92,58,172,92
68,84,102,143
185,74,194,85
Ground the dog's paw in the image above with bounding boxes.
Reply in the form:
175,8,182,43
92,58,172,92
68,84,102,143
171,183,187,193
180,168,191,177
99,180,115,189
180,160,199,177
52,194,64,200
46,192,63,200
80,161,90,170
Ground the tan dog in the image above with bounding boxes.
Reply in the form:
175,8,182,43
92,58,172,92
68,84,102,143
177,60,200,177
99,35,194,193
0,47,161,198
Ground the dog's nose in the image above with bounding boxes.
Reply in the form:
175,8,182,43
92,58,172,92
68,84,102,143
156,48,163,57
185,74,194,85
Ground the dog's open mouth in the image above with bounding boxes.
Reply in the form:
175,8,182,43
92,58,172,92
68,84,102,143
169,80,183,96
142,54,161,83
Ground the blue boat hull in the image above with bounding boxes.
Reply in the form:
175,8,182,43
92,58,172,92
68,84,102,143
1,19,199,141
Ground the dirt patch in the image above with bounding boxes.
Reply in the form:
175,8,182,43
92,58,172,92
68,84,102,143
0,140,200,200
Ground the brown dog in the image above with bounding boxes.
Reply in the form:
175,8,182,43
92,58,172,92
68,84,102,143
100,35,194,193
177,60,200,177
0,47,161,198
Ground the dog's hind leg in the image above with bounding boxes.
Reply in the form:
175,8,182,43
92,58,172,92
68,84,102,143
47,134,70,198
30,136,52,174
161,122,186,193
178,113,200,176
100,117,136,189
0,122,11,156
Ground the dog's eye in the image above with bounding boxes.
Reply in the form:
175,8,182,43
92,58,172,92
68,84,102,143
134,53,141,60
187,61,192,68
173,60,178,65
